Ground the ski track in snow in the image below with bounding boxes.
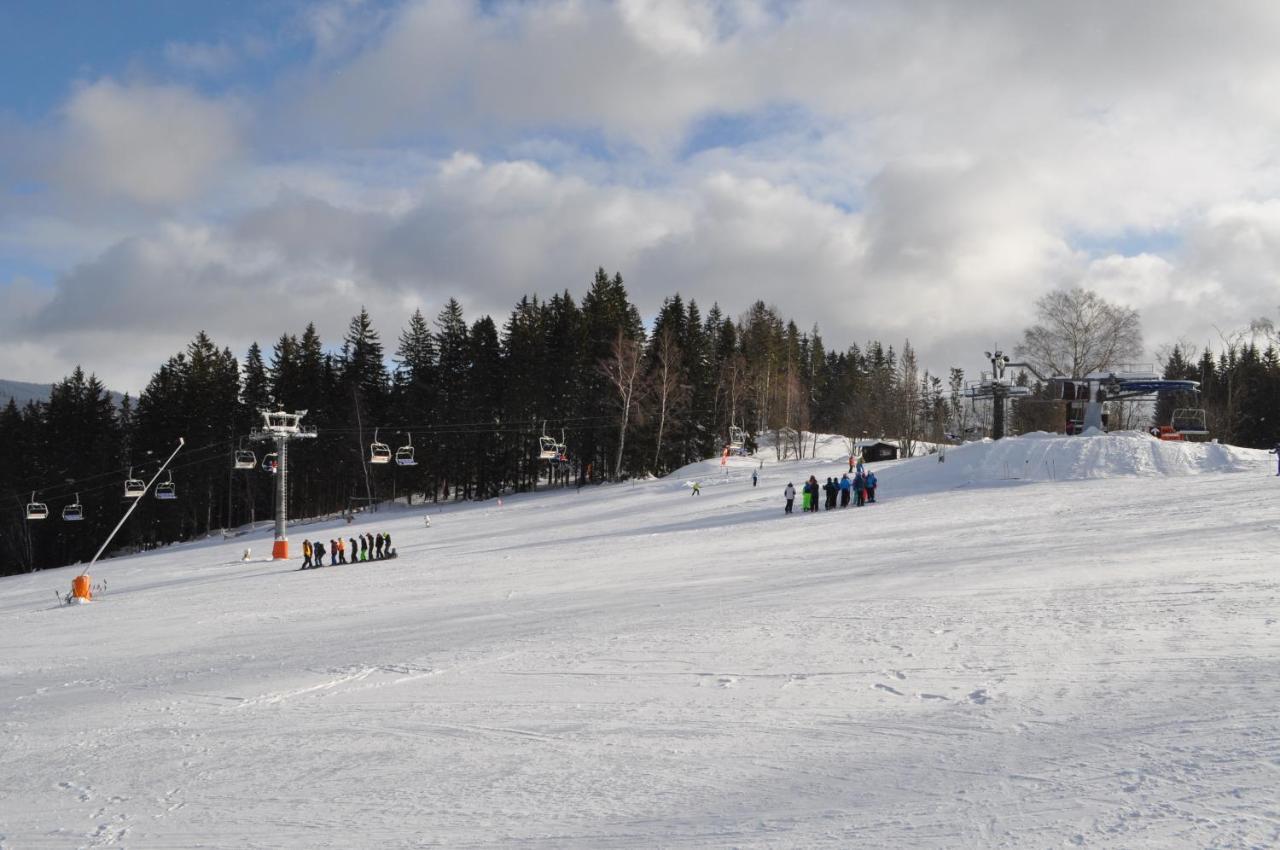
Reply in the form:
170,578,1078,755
1,432,1278,847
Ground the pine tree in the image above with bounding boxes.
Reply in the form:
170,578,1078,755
434,299,470,499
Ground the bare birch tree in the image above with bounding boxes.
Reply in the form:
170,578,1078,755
1016,288,1143,378
599,330,646,479
649,326,687,473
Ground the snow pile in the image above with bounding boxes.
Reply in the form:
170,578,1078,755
672,430,1268,500
881,430,1269,496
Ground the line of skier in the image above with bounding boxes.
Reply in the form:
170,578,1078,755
300,531,395,569
782,466,878,514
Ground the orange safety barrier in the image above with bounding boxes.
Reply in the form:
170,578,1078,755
72,575,92,601
272,540,290,560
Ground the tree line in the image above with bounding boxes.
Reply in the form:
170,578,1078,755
1,269,958,575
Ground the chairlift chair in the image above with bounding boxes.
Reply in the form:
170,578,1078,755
234,441,257,470
25,492,48,520
538,421,558,461
262,452,279,474
370,429,392,464
155,471,177,500
728,425,747,455
395,433,417,467
1171,408,1208,436
62,494,83,522
124,468,146,499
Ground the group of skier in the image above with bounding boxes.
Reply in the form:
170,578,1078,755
782,463,878,514
300,531,395,569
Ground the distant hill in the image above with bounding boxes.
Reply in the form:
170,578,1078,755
0,378,126,408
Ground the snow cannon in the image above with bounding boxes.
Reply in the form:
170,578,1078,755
71,574,92,602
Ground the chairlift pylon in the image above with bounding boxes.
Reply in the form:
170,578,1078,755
25,491,48,520
62,493,83,522
370,428,391,464
155,470,177,500
124,467,145,499
395,432,417,467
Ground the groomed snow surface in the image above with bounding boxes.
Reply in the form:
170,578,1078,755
2,431,1278,848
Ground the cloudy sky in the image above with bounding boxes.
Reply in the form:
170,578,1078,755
2,0,1279,393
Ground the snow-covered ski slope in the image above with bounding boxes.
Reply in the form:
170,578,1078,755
2,432,1277,848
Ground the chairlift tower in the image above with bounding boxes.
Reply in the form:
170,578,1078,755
962,347,1030,440
249,410,317,560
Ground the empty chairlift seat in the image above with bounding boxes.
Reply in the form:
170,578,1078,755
395,433,417,467
123,469,146,499
62,494,83,521
370,429,391,464
25,492,48,520
234,449,257,469
1171,408,1208,435
155,473,177,500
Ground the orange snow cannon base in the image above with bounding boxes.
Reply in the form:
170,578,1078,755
71,575,92,601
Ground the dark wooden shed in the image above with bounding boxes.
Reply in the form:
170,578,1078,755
861,441,899,462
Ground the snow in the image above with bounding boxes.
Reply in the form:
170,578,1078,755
2,433,1278,847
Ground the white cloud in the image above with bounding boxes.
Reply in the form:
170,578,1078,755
56,79,241,205
9,0,1280,390
163,40,239,75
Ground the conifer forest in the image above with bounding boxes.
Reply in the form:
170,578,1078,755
3,269,1278,575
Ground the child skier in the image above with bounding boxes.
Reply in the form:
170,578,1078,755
784,482,795,513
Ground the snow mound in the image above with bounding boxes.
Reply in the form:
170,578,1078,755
885,430,1269,496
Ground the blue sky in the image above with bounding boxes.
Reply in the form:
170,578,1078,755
0,2,280,115
2,0,1278,391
